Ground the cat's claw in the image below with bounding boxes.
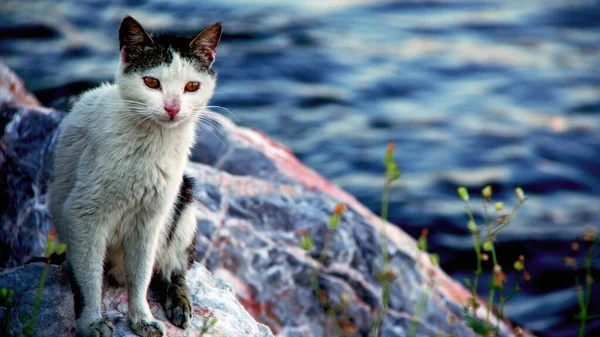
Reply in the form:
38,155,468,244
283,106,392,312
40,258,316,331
166,294,192,328
129,319,166,337
79,318,115,337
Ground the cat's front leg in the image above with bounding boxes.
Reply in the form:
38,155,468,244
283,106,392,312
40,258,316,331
124,217,165,337
65,200,115,337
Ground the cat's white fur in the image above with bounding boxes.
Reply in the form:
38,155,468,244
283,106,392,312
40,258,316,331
48,44,215,337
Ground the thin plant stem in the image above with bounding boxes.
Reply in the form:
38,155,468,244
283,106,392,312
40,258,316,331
371,173,395,337
486,288,495,324
23,259,50,337
319,228,335,265
380,178,392,262
491,200,524,236
497,273,520,331
576,276,586,337
577,236,599,337
464,200,482,307
310,266,345,337
3,290,13,336
370,280,392,337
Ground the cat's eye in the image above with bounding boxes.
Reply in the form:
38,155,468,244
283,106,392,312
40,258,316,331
185,81,200,92
143,77,161,89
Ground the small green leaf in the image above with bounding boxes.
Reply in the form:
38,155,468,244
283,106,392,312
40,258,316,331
44,238,55,258
328,213,341,230
513,260,524,271
515,187,525,201
482,185,492,201
463,278,472,288
430,253,440,266
417,236,427,252
0,288,6,298
467,220,478,232
482,240,493,252
301,235,314,251
209,317,218,326
57,243,67,255
387,162,401,181
458,187,469,201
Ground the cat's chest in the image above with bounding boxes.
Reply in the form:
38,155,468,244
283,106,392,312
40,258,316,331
103,136,188,205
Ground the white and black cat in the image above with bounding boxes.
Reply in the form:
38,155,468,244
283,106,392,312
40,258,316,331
47,16,222,337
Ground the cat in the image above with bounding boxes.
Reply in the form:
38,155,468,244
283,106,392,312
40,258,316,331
47,16,222,337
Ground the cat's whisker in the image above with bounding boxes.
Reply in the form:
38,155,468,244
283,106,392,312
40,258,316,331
197,113,226,130
103,102,151,110
201,127,227,146
132,115,155,129
195,109,227,122
195,116,227,143
203,105,239,121
197,120,226,138
197,116,223,127
195,109,221,118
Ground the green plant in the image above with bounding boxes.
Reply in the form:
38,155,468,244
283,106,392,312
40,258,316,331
370,142,401,337
409,228,440,337
22,231,66,337
458,186,528,336
197,316,218,336
302,203,351,337
299,144,533,337
1,287,14,336
565,227,599,337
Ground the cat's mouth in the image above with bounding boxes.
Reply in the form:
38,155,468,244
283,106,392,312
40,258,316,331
155,114,187,127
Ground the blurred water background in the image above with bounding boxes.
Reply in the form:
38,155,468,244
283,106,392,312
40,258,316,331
1,1,599,336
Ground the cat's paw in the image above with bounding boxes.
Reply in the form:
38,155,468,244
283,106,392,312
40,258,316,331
78,318,115,337
165,293,192,328
129,319,166,337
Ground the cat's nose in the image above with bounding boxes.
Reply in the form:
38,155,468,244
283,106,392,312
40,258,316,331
164,104,180,118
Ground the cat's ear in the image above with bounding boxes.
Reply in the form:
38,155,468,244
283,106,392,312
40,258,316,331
119,16,154,62
189,23,222,64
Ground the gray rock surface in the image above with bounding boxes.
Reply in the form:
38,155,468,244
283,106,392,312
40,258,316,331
0,262,274,337
0,64,530,337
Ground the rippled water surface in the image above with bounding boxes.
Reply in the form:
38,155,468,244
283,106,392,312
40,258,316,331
1,1,599,336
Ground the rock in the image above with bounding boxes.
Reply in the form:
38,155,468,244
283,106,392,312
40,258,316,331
0,64,531,337
0,63,40,108
0,262,274,337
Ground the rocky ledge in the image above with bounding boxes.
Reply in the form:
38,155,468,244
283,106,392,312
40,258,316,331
0,63,530,337
0,262,273,337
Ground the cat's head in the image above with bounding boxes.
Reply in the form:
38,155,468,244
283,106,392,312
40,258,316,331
116,16,222,127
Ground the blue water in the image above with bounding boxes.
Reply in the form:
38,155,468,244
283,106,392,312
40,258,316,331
1,1,599,336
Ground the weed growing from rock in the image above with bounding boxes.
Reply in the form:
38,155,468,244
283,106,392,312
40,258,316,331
301,203,350,336
0,287,14,335
370,142,401,337
565,227,599,337
197,316,218,336
459,185,528,336
301,143,403,337
409,228,439,337
21,230,66,337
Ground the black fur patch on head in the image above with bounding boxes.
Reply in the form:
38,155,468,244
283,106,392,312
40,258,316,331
119,16,222,76
166,175,195,245
122,35,215,75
